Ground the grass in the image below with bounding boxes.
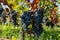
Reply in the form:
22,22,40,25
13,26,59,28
0,23,60,40
0,23,21,39
23,25,60,40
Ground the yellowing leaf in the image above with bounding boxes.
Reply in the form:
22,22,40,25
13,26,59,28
12,36,17,40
